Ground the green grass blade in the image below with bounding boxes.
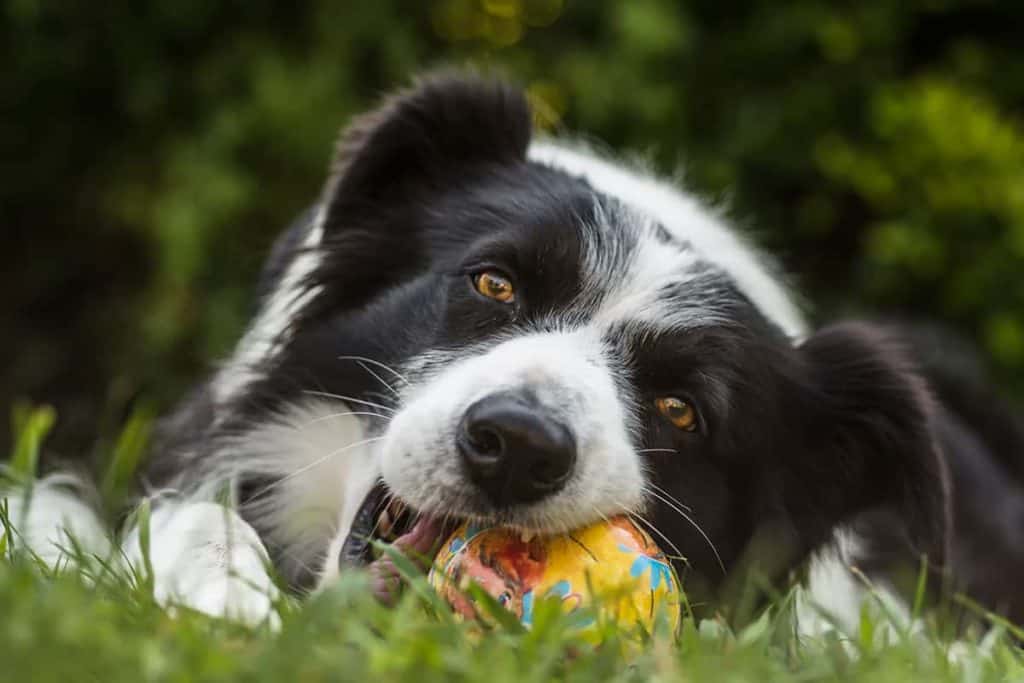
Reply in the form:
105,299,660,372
0,498,10,558
954,593,1024,642
100,406,154,515
911,553,929,621
8,404,56,481
134,498,155,596
371,539,456,621
464,582,526,634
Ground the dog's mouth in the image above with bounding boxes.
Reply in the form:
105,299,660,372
338,481,455,570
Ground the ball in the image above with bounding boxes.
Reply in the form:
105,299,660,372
428,516,682,635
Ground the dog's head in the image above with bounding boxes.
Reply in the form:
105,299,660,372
213,73,948,596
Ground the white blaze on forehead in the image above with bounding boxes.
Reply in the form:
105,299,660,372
582,211,727,332
214,207,327,403
529,140,808,339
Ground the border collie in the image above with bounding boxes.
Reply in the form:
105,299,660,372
10,72,1024,632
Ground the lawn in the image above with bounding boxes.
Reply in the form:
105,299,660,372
2,409,1022,682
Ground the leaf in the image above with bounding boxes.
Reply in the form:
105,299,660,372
858,603,874,652
100,406,154,514
737,607,772,647
465,581,526,634
134,498,155,596
911,553,929,621
0,498,10,559
9,404,56,482
954,593,1024,642
371,539,455,620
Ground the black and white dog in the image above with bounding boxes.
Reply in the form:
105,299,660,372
12,72,1024,632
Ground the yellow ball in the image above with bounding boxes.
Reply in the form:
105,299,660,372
429,516,682,636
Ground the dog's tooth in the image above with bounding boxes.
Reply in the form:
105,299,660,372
378,509,393,538
520,530,535,543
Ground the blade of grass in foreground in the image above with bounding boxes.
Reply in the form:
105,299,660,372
7,403,55,483
100,406,154,518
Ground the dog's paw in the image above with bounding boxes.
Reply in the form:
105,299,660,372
165,568,282,629
123,501,283,629
1,474,113,567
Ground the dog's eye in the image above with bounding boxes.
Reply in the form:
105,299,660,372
655,397,698,432
472,270,515,303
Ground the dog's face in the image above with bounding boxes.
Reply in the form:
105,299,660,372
377,196,787,554
212,75,947,595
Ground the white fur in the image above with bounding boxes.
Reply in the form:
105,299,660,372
586,211,729,332
122,501,281,627
529,140,808,339
796,528,911,645
3,478,280,625
213,208,327,403
796,528,867,637
381,329,643,533
205,399,381,585
2,474,112,566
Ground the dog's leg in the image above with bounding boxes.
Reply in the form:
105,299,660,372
796,528,911,648
1,474,112,566
121,500,281,628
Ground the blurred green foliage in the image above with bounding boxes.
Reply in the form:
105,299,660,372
3,0,1024,457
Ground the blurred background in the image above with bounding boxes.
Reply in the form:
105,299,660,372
4,0,1024,464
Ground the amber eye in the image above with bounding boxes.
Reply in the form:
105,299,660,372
655,397,698,432
472,270,515,303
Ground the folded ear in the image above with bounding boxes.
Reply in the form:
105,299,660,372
292,72,531,317
793,322,951,564
323,70,532,226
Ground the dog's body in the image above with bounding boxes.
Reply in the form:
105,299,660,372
11,74,1024,631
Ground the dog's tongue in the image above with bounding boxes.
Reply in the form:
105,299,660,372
368,515,443,605
394,515,444,555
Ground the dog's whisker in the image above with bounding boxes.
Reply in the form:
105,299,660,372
302,390,396,414
642,488,725,575
302,411,391,428
588,504,612,527
271,543,323,585
645,481,693,512
620,507,689,567
642,487,695,525
364,389,397,406
337,355,411,386
604,497,687,563
356,361,401,398
637,448,678,455
244,436,387,501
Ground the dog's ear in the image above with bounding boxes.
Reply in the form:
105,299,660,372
289,72,531,317
789,322,950,564
322,70,532,225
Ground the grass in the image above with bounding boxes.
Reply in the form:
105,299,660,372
2,407,1023,682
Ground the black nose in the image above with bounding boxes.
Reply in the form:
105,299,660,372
457,393,576,506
